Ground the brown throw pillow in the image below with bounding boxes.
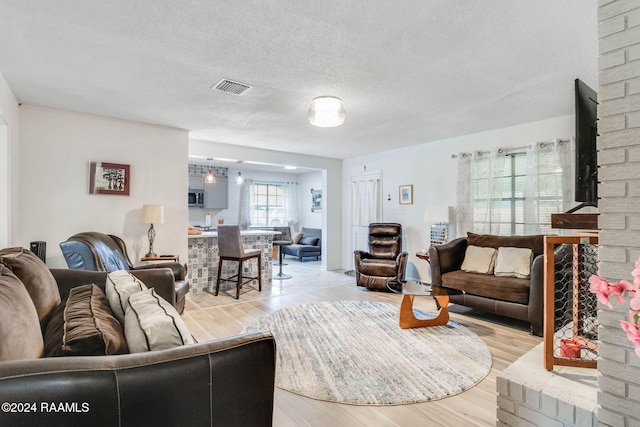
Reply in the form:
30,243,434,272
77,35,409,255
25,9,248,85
0,265,44,360
43,284,128,357
0,247,61,329
292,232,303,244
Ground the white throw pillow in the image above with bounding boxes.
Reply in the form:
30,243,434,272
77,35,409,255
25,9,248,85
494,247,533,279
124,288,194,353
460,245,497,274
106,270,148,323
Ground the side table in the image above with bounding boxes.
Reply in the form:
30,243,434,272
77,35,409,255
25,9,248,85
141,255,180,262
416,252,430,263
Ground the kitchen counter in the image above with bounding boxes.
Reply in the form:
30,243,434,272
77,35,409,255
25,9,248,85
187,229,278,293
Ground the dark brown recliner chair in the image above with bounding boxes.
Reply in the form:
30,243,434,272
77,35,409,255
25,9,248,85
354,223,408,291
59,232,189,313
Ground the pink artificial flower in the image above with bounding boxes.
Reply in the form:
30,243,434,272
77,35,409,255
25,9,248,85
616,280,635,305
633,257,640,287
589,275,614,308
620,320,640,342
630,290,640,312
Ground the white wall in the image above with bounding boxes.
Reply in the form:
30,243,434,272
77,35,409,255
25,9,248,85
342,115,575,281
189,139,342,269
0,73,20,248
16,105,189,268
297,171,323,230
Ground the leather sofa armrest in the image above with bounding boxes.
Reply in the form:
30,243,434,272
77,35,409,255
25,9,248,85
353,250,371,263
0,331,276,426
428,237,467,287
133,261,187,281
527,253,545,336
396,251,409,281
51,268,177,309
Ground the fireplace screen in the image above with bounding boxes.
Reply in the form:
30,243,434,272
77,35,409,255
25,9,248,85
543,234,599,370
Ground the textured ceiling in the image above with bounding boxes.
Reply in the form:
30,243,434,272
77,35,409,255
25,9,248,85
0,1,597,160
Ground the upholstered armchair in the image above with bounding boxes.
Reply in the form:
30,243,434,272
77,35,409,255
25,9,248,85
354,223,408,291
59,232,189,313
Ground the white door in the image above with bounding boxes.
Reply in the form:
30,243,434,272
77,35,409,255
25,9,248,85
350,172,382,270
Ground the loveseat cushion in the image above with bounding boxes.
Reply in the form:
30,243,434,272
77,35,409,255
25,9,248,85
460,245,497,274
43,284,128,357
467,232,544,256
124,288,194,353
0,247,61,328
0,265,44,360
441,270,530,305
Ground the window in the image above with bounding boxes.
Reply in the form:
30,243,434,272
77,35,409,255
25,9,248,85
250,183,285,226
460,141,572,236
473,153,526,235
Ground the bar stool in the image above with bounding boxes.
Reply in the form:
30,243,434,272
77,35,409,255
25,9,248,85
272,226,292,280
215,225,262,299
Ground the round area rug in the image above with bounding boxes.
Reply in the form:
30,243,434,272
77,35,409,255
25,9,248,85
244,300,492,405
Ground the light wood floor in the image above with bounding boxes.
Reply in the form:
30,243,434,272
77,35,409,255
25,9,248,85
181,260,542,427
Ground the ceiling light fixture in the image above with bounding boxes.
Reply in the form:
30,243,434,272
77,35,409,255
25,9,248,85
236,171,244,184
308,96,346,127
204,158,216,184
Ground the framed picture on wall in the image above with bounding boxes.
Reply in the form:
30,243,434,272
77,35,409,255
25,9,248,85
399,184,413,205
89,162,130,195
311,189,322,212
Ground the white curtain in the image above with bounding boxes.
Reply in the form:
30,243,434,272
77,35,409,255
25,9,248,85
456,139,572,236
282,181,299,229
456,153,473,236
523,139,573,234
238,178,254,229
351,179,381,226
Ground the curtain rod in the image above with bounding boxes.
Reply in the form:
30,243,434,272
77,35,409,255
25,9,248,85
450,139,570,158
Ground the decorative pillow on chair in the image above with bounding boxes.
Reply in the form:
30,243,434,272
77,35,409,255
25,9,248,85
494,247,533,279
106,270,148,323
124,288,194,353
292,232,303,244
299,237,319,246
460,245,498,274
43,284,128,357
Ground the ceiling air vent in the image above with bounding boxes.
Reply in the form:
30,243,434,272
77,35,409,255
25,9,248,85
212,78,253,96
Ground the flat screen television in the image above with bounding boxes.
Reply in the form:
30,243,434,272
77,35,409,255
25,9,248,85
569,78,598,212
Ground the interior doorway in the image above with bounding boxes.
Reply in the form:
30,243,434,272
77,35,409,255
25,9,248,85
0,119,8,247
349,171,382,271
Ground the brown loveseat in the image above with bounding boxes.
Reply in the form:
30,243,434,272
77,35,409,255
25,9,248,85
429,233,544,336
0,247,276,426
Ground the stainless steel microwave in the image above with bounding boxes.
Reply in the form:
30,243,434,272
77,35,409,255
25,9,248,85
188,191,204,208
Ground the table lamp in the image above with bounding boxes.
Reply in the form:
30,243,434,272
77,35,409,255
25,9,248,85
141,204,164,257
424,206,451,246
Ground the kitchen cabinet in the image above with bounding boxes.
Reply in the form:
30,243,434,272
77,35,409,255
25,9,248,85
204,177,228,209
188,176,204,190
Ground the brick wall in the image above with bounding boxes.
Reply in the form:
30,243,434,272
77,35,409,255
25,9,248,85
597,0,640,425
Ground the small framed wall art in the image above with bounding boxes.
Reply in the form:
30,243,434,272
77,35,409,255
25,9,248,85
311,188,322,213
399,184,413,205
89,161,130,195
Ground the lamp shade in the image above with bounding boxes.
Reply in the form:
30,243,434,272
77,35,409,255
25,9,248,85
141,204,164,224
308,96,346,127
424,206,450,223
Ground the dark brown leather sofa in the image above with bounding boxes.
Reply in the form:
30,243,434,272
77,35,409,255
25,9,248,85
59,231,189,313
429,233,544,336
0,250,276,426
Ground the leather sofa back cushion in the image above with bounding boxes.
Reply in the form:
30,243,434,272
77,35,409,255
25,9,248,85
0,265,44,360
442,270,530,305
467,233,544,257
124,288,194,353
43,284,128,357
0,247,61,328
